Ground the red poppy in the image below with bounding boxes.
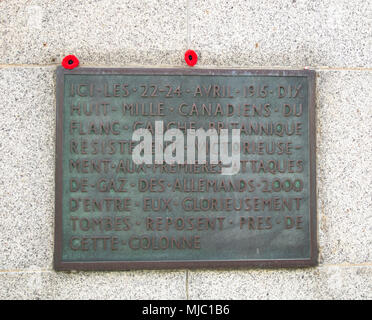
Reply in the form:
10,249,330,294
62,55,79,69
184,49,198,67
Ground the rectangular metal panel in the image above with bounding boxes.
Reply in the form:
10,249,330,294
54,67,317,270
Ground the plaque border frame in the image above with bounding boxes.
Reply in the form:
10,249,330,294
54,67,317,270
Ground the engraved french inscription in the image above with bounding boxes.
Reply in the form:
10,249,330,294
55,68,317,270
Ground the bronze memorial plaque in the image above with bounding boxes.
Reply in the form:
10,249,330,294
54,67,317,270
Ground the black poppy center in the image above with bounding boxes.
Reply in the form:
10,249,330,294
68,59,74,65
189,55,193,60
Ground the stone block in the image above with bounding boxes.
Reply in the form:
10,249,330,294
188,266,372,299
190,0,372,68
0,1,187,66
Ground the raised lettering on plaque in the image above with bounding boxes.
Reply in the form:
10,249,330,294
54,68,317,270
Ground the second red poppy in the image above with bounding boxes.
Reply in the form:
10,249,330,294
184,50,198,67
62,55,79,69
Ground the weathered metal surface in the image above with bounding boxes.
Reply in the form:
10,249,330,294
54,67,317,270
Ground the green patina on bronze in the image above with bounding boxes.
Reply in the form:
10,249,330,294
54,68,317,270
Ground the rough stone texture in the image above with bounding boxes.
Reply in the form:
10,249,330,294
1,67,370,272
0,0,187,66
188,266,372,300
0,66,56,270
0,66,370,298
0,270,186,300
316,71,372,265
190,0,372,68
0,0,371,300
1,0,371,68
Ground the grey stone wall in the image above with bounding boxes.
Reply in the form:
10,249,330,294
0,0,371,299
